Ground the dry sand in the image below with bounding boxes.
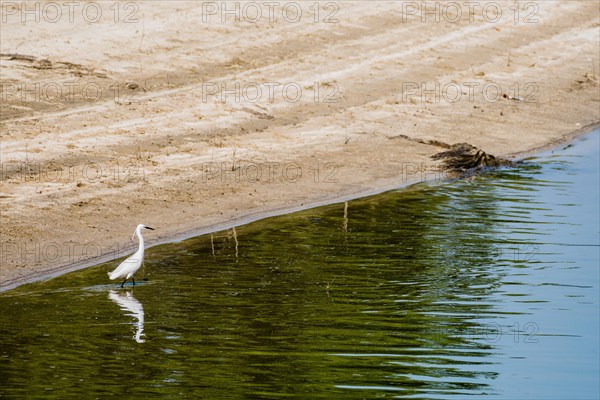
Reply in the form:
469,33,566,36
1,1,599,291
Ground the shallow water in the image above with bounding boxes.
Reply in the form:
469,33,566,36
1,131,598,399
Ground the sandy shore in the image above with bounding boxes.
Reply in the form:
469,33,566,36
1,1,599,291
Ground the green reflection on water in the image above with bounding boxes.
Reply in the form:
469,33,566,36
1,133,598,399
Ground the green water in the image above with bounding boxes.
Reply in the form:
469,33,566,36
1,132,599,399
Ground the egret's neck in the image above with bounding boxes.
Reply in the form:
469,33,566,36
136,229,145,253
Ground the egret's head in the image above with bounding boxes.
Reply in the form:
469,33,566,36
136,224,155,231
132,224,155,241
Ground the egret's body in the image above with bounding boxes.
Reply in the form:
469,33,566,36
108,224,154,287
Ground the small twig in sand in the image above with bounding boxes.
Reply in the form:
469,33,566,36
231,146,238,171
503,93,524,101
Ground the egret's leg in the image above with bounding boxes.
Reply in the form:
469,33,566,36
120,278,127,288
132,277,136,286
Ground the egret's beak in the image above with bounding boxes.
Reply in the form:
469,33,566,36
145,226,155,230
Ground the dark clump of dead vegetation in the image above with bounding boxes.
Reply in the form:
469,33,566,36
391,134,517,175
432,143,516,174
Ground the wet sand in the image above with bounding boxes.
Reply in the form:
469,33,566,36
1,1,599,291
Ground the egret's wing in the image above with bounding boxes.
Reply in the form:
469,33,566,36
108,253,141,279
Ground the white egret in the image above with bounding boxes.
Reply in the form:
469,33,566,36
108,224,154,287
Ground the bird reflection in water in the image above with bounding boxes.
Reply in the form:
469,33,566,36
109,290,146,343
